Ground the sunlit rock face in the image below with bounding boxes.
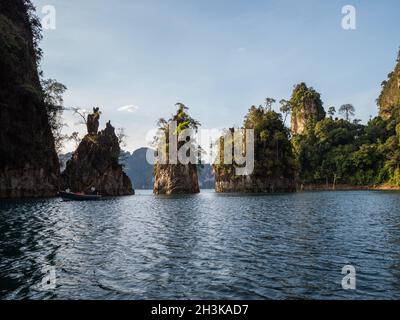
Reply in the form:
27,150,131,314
0,0,60,198
214,172,296,193
290,83,326,135
213,109,296,193
378,55,400,120
61,111,134,196
153,164,200,195
152,104,201,195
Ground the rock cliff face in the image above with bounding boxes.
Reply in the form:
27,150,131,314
214,108,296,193
61,110,134,196
154,164,200,195
378,53,400,119
153,104,200,195
214,173,295,193
0,0,60,198
290,83,326,135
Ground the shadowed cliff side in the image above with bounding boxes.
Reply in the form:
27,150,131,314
0,0,60,198
61,109,134,196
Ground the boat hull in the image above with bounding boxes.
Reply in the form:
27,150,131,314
60,192,102,201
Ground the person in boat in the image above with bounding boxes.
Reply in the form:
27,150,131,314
64,187,97,195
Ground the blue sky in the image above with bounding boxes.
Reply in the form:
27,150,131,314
32,0,400,152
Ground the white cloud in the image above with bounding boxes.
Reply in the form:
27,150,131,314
117,105,139,113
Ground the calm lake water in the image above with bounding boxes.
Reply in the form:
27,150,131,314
1,190,400,300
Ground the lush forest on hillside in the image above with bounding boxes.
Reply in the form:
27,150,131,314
213,50,400,190
290,52,400,188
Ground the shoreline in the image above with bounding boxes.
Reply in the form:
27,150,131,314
2,185,400,200
298,184,400,191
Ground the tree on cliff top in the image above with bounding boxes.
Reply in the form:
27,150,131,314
173,103,201,133
153,103,201,163
23,0,43,66
339,104,356,121
328,106,336,118
42,79,67,153
279,99,292,125
264,98,276,111
290,83,325,117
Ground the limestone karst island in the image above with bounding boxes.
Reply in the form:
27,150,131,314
1,0,400,304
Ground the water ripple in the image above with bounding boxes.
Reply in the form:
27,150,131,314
1,190,400,299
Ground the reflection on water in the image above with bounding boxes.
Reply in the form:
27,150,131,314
1,190,400,299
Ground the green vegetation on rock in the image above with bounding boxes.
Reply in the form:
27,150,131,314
292,52,400,188
153,103,201,195
378,49,400,119
214,106,296,193
290,82,326,135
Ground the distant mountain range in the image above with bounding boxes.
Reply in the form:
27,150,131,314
120,148,154,190
59,147,215,190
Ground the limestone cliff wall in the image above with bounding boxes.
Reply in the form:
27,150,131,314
290,83,326,135
214,109,296,193
153,164,200,195
61,121,134,196
214,169,295,193
291,99,324,135
378,56,400,119
0,0,60,198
